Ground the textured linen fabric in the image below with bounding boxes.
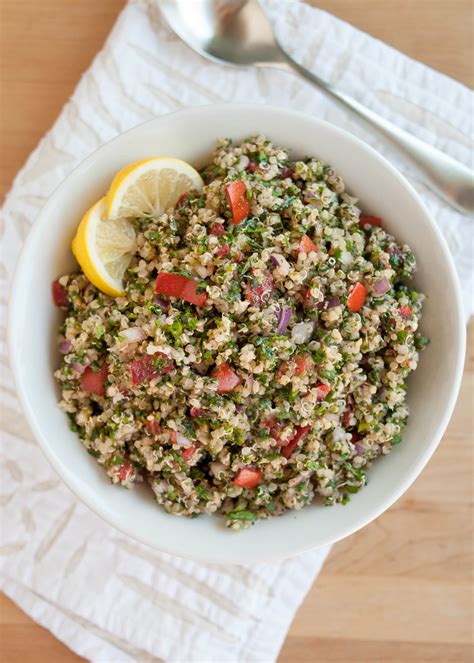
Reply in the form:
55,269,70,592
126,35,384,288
1,1,472,661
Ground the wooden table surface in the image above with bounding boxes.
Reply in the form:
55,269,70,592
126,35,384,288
1,1,472,661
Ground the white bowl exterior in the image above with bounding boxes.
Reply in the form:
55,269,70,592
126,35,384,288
9,105,465,563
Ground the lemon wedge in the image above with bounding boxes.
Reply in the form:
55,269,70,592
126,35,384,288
72,197,137,297
106,157,204,220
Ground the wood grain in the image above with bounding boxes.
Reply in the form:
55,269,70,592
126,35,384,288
1,1,473,661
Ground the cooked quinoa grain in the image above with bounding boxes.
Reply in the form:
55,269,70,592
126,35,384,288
54,136,428,529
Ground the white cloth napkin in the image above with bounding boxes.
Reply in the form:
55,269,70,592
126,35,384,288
1,1,473,661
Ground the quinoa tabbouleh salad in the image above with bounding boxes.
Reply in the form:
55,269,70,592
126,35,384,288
53,135,428,530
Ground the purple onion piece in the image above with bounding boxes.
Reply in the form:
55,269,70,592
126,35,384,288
270,255,281,267
326,296,341,309
235,404,244,412
72,362,85,375
277,306,292,333
352,205,361,219
354,442,365,456
153,296,169,310
373,277,391,295
59,340,72,354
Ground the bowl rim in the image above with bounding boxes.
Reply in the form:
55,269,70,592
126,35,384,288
8,103,466,563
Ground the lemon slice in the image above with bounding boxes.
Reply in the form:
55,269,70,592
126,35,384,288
106,157,204,220
72,197,137,296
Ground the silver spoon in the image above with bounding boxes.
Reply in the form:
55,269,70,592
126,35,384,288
159,0,474,216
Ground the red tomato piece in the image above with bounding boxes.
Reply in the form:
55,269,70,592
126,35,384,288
155,272,207,307
359,215,382,230
342,404,353,428
190,407,206,418
281,425,310,459
295,354,312,376
231,251,244,263
212,363,241,393
216,243,230,258
233,467,262,489
347,282,367,312
174,193,188,208
399,305,412,320
316,383,331,400
52,280,68,307
130,352,173,385
225,180,250,224
146,418,162,435
244,274,274,307
303,287,318,309
118,459,133,482
247,161,257,173
168,430,177,444
210,222,225,237
182,446,197,462
298,235,318,254
281,166,293,179
81,362,108,396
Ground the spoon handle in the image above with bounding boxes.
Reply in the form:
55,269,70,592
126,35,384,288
274,54,474,216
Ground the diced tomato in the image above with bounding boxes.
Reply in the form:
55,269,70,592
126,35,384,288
281,425,310,459
342,404,353,428
225,180,250,224
244,274,274,307
281,166,293,179
303,287,318,309
169,430,177,444
182,446,197,462
359,215,382,230
210,222,226,237
81,362,108,396
146,418,162,435
118,459,133,482
295,354,312,376
174,193,188,208
52,280,68,307
298,235,318,254
231,251,244,263
190,407,206,418
399,305,412,320
247,161,257,173
155,272,207,307
216,243,230,258
233,467,262,489
316,383,331,400
130,352,173,385
212,363,241,393
347,282,367,312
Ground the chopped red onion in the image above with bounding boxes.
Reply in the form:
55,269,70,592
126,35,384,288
276,306,292,333
353,205,361,219
373,277,391,295
326,297,341,309
270,255,281,267
120,327,145,344
236,155,250,171
175,432,190,447
72,362,85,375
153,296,169,310
59,340,71,354
235,404,244,412
281,166,293,179
291,321,315,344
354,442,365,456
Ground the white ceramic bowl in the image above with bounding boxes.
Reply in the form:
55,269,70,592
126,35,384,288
9,104,465,564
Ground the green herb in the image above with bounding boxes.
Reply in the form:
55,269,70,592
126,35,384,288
111,455,124,466
94,325,105,339
196,486,210,501
227,510,256,522
414,334,429,350
391,434,402,446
